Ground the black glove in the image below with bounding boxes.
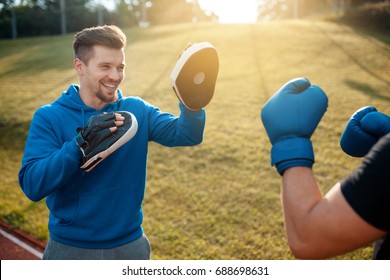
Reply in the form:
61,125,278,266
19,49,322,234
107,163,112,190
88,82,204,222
75,111,138,172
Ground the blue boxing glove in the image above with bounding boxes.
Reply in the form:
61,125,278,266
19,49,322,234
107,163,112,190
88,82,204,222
261,78,328,175
340,106,390,157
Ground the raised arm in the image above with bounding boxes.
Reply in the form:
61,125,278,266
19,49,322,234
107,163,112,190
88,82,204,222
148,102,205,147
260,78,389,259
281,166,385,259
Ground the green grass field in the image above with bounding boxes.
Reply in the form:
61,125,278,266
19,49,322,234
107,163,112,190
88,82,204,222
0,20,389,260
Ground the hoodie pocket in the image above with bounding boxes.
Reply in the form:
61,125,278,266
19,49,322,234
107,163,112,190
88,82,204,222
67,184,143,243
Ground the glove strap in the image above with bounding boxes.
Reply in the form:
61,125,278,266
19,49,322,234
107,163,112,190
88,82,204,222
271,138,314,175
75,133,88,157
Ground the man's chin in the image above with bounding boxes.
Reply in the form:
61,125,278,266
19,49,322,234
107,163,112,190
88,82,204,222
97,90,118,104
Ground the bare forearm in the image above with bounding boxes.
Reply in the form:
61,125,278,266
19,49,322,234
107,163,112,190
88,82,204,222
281,167,385,259
281,167,323,257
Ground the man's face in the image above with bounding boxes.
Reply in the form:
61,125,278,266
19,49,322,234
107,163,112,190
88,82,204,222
77,45,126,105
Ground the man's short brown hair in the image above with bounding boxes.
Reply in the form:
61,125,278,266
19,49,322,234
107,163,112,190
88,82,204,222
73,25,127,64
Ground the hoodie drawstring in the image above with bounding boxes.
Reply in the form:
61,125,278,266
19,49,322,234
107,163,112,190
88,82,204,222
81,107,85,127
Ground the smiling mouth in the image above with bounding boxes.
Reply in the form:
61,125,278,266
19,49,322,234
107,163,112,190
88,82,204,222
103,83,116,89
102,83,118,94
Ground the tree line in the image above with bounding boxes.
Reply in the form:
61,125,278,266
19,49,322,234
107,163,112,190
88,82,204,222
0,0,211,39
0,0,388,39
259,0,390,30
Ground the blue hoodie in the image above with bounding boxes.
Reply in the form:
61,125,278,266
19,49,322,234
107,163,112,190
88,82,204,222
18,84,205,249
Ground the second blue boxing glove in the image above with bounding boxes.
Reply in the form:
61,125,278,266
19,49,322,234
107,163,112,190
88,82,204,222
261,78,328,175
340,106,390,157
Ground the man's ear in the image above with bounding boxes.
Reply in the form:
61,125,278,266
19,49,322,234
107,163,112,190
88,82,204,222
74,58,85,75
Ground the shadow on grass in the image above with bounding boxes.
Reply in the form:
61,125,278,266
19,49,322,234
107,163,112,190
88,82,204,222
314,21,390,90
326,18,390,46
0,118,30,151
344,79,390,102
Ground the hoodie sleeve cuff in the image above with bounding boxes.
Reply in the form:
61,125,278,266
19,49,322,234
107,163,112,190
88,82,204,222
179,102,205,115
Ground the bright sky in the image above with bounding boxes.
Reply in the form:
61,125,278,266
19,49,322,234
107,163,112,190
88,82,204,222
198,0,259,24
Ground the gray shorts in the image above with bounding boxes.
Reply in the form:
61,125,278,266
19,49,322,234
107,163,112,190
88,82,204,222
43,234,151,260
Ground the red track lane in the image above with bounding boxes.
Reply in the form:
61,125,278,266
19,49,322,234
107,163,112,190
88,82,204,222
0,220,46,260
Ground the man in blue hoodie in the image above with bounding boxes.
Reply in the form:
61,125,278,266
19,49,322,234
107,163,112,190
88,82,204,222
18,25,205,260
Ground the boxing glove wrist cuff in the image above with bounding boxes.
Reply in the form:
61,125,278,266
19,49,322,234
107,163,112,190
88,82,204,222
271,138,314,175
276,159,314,175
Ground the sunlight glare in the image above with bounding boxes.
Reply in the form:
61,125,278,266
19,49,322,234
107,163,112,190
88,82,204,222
198,0,258,24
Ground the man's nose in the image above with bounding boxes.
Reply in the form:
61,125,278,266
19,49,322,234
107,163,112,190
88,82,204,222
108,69,121,81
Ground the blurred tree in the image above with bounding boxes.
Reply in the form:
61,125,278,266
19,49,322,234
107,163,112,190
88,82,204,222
258,0,331,20
258,0,388,20
103,0,139,27
146,0,211,25
0,0,212,38
65,0,97,32
257,0,389,30
341,0,390,30
147,0,192,25
0,0,103,38
0,0,16,38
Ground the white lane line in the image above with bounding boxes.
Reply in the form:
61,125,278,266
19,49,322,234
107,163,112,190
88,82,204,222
0,229,43,259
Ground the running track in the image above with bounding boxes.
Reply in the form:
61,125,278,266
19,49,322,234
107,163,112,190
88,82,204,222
0,220,46,260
